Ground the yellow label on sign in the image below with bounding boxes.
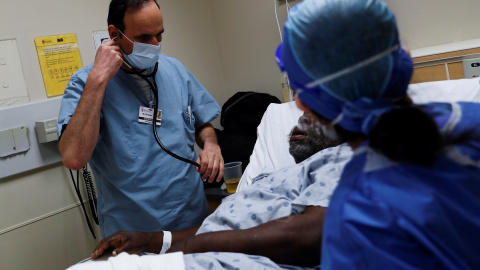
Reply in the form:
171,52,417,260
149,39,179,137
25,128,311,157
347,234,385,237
34,34,82,97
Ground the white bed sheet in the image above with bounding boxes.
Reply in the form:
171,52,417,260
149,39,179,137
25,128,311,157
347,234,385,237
407,78,480,103
238,78,480,191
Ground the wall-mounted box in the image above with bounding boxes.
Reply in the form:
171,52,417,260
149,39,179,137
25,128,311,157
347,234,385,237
0,97,62,178
35,118,58,143
463,58,480,79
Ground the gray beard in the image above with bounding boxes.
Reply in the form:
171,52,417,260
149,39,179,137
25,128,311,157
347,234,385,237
289,134,340,163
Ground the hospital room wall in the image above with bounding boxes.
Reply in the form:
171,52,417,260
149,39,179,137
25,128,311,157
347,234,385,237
0,0,225,269
383,0,480,51
208,0,480,103
207,0,289,103
1,0,480,269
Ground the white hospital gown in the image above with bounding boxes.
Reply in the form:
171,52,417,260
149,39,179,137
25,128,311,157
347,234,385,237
183,252,315,270
67,144,353,270
188,144,353,269
198,143,351,234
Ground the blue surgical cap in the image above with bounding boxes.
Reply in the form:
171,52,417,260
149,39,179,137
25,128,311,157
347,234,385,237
278,0,413,134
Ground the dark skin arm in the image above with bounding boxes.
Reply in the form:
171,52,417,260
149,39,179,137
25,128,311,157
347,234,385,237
92,225,201,258
92,206,325,266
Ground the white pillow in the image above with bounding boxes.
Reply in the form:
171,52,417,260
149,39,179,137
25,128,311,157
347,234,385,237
407,78,480,104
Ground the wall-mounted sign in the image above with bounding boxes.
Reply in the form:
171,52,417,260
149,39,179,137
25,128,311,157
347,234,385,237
34,34,82,97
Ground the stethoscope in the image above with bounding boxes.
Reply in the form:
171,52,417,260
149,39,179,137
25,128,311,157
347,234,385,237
125,61,202,169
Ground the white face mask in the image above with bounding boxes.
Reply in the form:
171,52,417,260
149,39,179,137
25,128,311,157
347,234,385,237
312,118,341,141
321,125,341,141
118,29,161,69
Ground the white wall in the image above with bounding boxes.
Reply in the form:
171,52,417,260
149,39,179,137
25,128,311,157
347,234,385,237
0,165,100,269
2,0,480,269
158,0,226,127
208,0,291,103
0,1,224,269
0,1,110,268
209,0,480,102
382,0,480,53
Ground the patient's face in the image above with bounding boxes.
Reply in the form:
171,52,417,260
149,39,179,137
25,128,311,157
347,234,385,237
289,112,340,163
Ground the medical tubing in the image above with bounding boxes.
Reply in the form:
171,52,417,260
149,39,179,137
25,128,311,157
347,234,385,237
131,63,201,169
82,165,98,225
69,169,97,239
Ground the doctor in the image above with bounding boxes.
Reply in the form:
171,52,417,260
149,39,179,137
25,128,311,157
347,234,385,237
278,0,480,269
57,0,223,238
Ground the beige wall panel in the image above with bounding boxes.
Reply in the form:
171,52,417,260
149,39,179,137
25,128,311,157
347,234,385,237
413,48,480,64
0,207,99,270
448,62,465,80
411,65,448,84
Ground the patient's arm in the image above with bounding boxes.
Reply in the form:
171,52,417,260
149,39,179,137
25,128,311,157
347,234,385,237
171,206,325,266
92,206,325,266
91,225,200,259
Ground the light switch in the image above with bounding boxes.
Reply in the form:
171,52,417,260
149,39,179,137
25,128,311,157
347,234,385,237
12,126,30,152
0,128,15,157
0,126,30,157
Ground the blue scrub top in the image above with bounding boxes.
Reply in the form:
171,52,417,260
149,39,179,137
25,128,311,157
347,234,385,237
322,102,480,270
58,54,220,237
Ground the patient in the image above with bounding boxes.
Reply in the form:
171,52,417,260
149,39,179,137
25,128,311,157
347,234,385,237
88,112,352,269
289,112,340,164
237,101,302,191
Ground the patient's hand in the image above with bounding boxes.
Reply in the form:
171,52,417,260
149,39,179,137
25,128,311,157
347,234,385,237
91,231,162,259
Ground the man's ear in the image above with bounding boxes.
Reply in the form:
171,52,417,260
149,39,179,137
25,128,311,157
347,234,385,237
107,25,120,42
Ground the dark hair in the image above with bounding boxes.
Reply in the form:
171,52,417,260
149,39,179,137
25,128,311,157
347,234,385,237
312,101,442,165
107,0,160,32
369,106,443,165
332,96,413,143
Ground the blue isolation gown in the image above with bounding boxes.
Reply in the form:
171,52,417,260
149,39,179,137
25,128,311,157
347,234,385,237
58,54,220,237
322,102,480,270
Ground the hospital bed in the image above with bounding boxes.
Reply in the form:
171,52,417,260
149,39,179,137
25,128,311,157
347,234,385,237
68,76,480,270
237,76,480,191
69,46,480,268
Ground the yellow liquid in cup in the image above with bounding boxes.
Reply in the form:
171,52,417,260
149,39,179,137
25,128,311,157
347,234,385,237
225,178,240,194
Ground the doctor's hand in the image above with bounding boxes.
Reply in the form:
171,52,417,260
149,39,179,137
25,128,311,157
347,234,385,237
197,143,224,183
90,40,124,83
91,231,162,259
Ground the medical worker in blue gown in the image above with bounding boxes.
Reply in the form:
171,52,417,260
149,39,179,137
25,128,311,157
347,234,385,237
57,0,223,238
277,0,480,269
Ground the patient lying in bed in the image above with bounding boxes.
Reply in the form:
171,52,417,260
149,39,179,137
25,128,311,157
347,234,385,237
68,112,351,270
68,78,480,270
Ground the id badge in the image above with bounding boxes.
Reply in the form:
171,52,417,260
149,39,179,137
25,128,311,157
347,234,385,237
138,106,162,126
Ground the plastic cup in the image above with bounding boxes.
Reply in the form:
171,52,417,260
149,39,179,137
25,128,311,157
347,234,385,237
223,162,242,194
